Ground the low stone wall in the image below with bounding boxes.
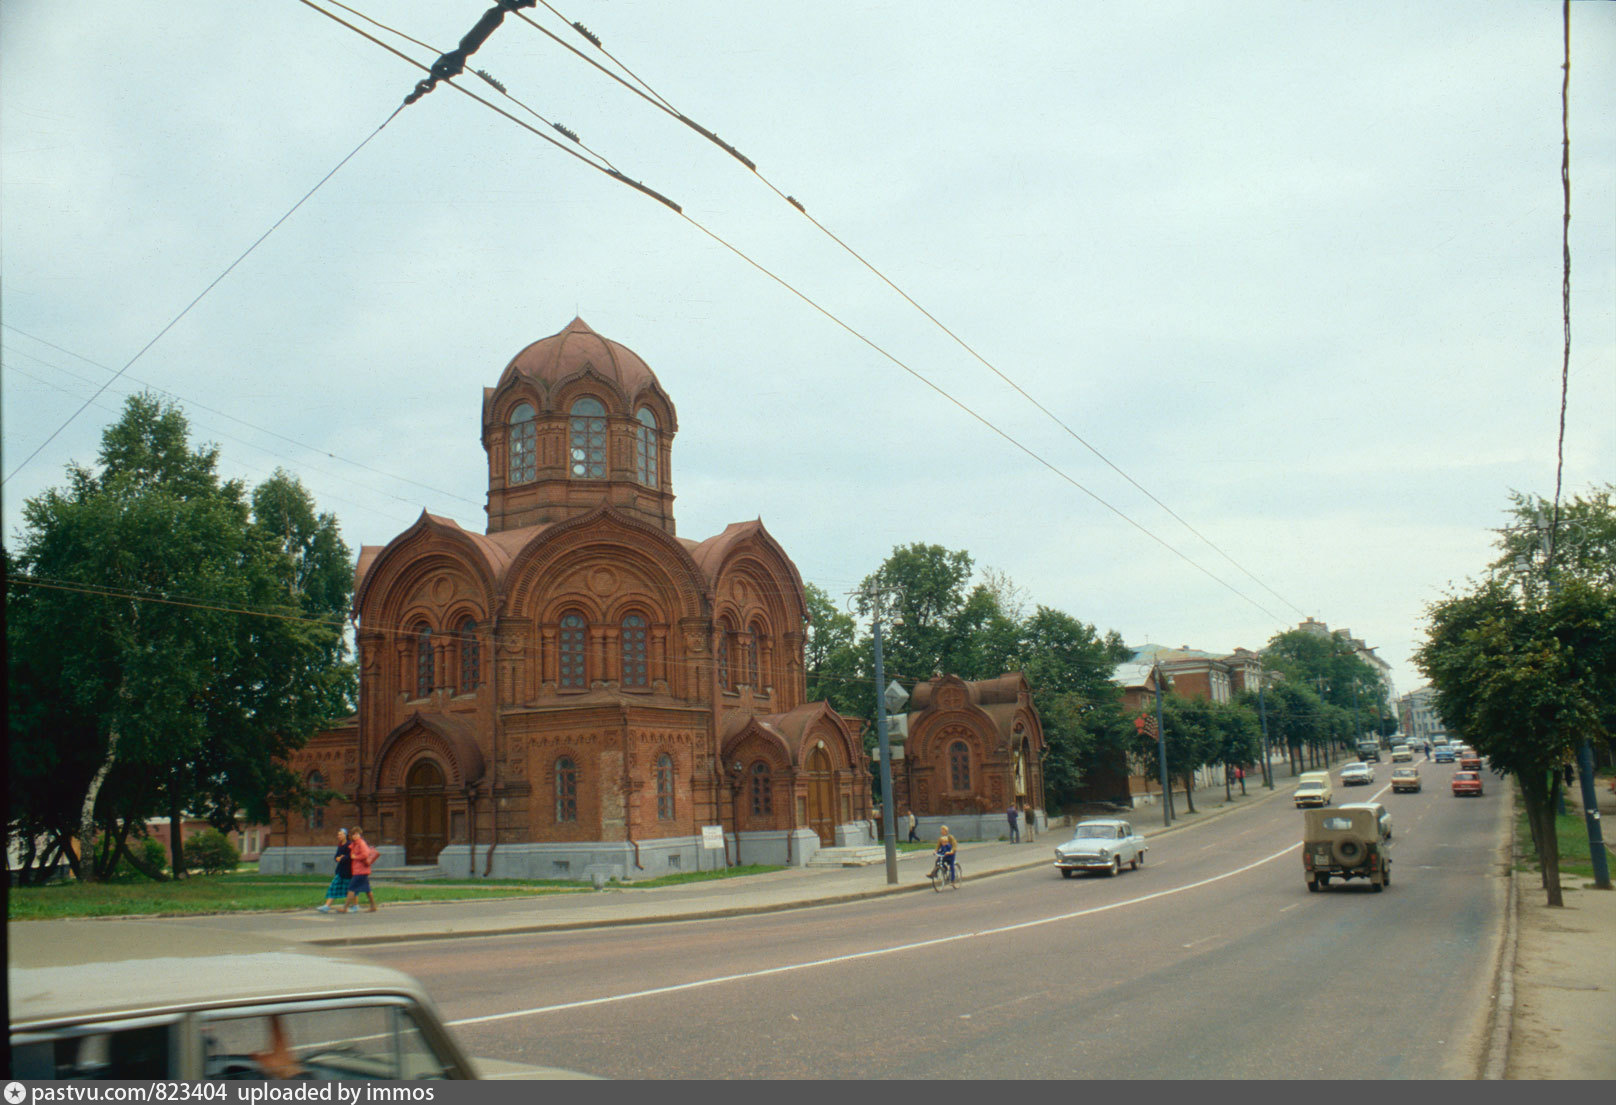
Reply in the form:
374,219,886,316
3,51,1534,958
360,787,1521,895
258,845,404,876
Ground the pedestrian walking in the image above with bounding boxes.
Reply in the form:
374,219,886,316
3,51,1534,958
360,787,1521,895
1023,805,1036,842
316,828,351,913
906,808,918,843
343,827,379,913
1236,765,1247,796
1007,805,1020,844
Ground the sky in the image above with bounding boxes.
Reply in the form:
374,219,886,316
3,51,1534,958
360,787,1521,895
3,0,1613,701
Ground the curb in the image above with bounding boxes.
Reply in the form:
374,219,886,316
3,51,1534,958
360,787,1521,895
1482,780,1520,1080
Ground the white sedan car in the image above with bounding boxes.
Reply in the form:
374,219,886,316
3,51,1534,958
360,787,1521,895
1054,818,1146,877
1339,761,1375,786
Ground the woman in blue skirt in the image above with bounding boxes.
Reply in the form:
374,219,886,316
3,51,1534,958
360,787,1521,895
316,828,351,913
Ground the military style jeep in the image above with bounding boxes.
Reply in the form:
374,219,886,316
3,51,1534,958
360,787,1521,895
1302,806,1391,893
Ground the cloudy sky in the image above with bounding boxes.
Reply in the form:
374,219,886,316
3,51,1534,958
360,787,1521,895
4,1,1613,699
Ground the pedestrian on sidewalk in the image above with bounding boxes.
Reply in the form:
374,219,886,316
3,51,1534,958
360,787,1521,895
1236,765,1246,796
343,827,379,913
1007,805,1020,844
316,828,351,913
906,808,918,843
1024,805,1036,842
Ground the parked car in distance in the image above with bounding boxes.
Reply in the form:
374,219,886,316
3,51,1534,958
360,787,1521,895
1355,740,1381,763
1458,755,1482,772
9,923,491,1080
1391,745,1414,762
1053,818,1146,877
1452,771,1484,797
1339,762,1374,787
1433,746,1456,763
1391,766,1421,792
1302,806,1391,892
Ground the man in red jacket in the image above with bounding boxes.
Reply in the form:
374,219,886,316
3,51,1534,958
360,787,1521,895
343,827,380,913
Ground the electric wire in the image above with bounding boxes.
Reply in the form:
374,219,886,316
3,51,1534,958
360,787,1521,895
1,102,407,489
516,2,1307,619
3,324,482,511
303,0,1285,624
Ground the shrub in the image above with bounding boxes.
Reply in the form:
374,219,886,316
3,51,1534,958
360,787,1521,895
186,828,240,874
112,836,171,880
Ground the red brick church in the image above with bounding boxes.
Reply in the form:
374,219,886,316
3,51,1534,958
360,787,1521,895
263,319,872,879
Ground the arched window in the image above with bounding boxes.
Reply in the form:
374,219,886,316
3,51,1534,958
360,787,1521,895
750,761,773,816
307,771,326,830
716,619,732,691
656,754,674,820
508,402,537,484
747,622,762,686
414,625,433,698
559,613,587,689
568,397,607,479
949,740,972,791
635,408,658,486
555,757,578,822
458,618,479,693
621,614,648,688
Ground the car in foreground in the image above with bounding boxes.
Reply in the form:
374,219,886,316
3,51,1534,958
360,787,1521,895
1433,746,1456,764
1302,806,1391,892
1391,744,1414,762
1053,818,1146,877
9,922,482,1080
1339,801,1392,842
1339,761,1374,787
1391,766,1421,792
1452,771,1484,797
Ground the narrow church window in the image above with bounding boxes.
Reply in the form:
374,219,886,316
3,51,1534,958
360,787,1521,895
415,625,433,698
458,618,479,693
750,762,773,816
621,614,648,688
569,397,607,479
747,622,762,686
716,619,732,691
656,754,674,820
635,408,658,486
307,771,325,830
555,757,578,822
949,740,971,791
508,403,537,484
559,613,587,688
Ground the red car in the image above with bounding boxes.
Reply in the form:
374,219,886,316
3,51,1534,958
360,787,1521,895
1452,771,1484,797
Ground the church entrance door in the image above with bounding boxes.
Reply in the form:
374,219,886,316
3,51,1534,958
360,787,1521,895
806,747,835,847
405,760,448,865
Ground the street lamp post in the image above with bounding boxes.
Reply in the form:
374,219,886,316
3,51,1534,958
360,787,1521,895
869,611,901,886
1153,662,1173,827
1257,672,1274,789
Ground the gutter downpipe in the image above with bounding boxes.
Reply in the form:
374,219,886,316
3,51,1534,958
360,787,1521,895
483,626,498,877
625,708,643,872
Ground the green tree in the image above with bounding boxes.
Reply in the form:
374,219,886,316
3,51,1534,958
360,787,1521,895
1417,575,1615,906
804,582,867,720
6,395,353,881
1492,485,1616,592
856,543,975,686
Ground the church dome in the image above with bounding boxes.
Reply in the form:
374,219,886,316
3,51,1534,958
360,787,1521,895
502,317,662,405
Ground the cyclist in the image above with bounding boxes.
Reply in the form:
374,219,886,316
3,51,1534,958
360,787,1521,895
935,826,958,886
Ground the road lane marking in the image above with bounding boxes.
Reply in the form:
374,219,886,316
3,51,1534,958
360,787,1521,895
447,841,1300,1029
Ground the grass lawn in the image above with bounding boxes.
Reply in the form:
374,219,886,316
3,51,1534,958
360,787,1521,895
1514,789,1608,882
8,863,789,920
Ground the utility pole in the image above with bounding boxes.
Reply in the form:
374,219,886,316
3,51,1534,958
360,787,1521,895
1257,672,1274,789
855,585,902,885
1153,662,1173,827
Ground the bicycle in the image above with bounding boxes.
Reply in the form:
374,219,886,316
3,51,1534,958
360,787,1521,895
928,854,963,891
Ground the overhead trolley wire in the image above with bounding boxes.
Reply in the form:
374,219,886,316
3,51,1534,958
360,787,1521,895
293,0,1286,624
1,99,407,489
517,3,1308,620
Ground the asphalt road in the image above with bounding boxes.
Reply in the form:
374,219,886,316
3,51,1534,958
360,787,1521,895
357,762,1511,1079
